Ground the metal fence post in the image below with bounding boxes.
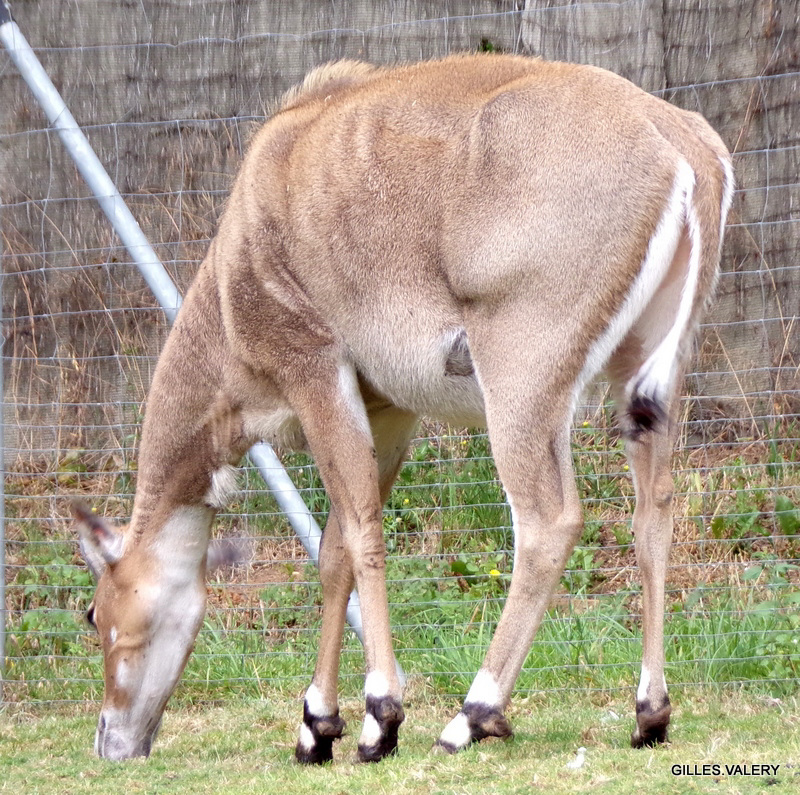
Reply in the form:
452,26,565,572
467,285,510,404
0,136,6,703
0,3,6,684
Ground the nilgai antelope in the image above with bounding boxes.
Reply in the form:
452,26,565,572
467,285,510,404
73,54,733,763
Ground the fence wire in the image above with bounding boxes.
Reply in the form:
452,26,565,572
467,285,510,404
1,1,798,707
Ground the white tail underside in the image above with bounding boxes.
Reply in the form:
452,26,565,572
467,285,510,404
628,161,700,408
571,159,698,416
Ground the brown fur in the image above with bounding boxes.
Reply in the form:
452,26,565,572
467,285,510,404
75,54,732,762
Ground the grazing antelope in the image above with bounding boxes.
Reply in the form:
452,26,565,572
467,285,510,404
74,53,733,763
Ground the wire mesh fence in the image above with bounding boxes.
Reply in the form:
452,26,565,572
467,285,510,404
1,1,798,708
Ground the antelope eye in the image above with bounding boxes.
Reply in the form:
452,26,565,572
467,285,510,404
86,604,96,628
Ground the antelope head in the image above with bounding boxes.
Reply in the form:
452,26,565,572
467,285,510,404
73,500,212,760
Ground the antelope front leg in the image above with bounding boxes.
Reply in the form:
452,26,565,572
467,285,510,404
293,373,405,763
295,509,349,764
296,405,417,764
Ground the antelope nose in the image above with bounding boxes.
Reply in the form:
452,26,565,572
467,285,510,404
95,710,131,760
94,709,156,760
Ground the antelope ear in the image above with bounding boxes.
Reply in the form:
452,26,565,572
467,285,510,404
71,500,124,580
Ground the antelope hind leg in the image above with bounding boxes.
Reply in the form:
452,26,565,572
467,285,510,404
625,402,679,747
436,428,583,752
436,333,585,752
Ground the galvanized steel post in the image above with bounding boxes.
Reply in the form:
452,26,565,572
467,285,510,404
0,1,10,701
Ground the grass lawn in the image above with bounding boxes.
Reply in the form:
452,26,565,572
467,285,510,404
3,425,798,793
2,690,799,794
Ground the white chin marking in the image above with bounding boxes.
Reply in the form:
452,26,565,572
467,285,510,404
465,670,501,708
359,713,382,746
305,683,332,718
439,712,471,749
364,671,389,699
637,665,651,702
298,722,316,751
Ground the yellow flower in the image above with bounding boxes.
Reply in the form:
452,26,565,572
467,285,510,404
623,464,630,472
489,569,501,577
403,498,410,505
582,420,590,428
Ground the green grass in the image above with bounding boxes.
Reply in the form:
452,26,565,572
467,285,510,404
2,692,799,794
1,425,798,791
4,564,797,706
2,425,798,714
3,426,799,706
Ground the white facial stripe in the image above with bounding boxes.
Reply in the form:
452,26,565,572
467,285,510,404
305,683,332,718
115,659,131,691
298,722,316,751
465,669,501,708
439,712,471,749
359,713,383,746
364,671,390,699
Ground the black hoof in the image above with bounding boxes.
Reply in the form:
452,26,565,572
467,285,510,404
631,699,671,748
356,695,405,763
432,739,459,755
436,704,513,754
295,707,346,765
464,703,513,743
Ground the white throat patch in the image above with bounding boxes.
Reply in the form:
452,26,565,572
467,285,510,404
204,465,239,509
150,506,215,584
